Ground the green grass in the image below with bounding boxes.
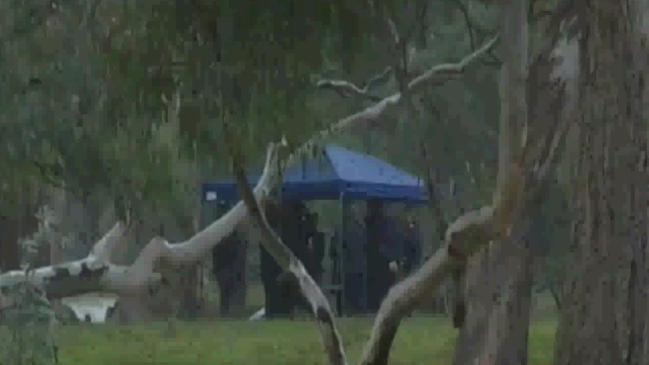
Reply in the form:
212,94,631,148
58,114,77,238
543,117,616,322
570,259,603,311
54,316,557,365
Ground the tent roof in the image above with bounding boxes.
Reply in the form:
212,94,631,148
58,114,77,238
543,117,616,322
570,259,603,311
202,144,427,204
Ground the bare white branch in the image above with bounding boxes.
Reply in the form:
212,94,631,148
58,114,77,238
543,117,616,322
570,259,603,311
223,115,348,365
316,35,499,128
359,206,496,365
90,221,127,262
316,66,392,102
0,144,282,304
358,13,570,363
408,35,500,93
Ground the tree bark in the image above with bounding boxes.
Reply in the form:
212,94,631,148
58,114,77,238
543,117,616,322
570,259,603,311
454,226,534,365
554,2,649,364
453,1,532,364
452,0,579,362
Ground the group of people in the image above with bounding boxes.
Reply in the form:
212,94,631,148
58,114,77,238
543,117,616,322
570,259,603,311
212,199,421,317
350,200,421,311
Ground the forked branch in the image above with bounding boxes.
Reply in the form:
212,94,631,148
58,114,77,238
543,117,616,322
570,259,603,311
316,67,392,102
0,144,283,307
222,119,348,365
316,35,499,110
359,2,571,362
408,35,499,93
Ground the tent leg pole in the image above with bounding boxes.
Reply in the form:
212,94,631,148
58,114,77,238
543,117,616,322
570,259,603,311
339,193,346,317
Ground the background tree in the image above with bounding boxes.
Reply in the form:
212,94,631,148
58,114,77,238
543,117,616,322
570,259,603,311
554,2,649,365
3,1,642,365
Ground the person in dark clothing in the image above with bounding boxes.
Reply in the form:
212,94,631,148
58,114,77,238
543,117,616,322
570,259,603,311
402,215,421,274
378,216,403,264
285,202,307,262
343,207,367,312
260,201,288,318
383,215,405,290
283,202,311,316
328,231,345,314
329,232,341,284
365,200,392,311
269,201,316,317
211,201,248,316
261,244,284,317
311,232,325,283
213,232,243,316
305,213,324,284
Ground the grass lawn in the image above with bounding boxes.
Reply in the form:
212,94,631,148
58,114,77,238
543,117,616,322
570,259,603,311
54,316,557,365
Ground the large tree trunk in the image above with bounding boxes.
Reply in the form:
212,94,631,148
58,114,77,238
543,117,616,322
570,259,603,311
453,1,531,364
454,228,534,365
554,2,649,365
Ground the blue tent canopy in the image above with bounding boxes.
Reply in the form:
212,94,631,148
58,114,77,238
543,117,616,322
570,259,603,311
202,144,427,204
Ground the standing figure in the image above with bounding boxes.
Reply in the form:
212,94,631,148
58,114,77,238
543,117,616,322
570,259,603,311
365,200,392,311
261,242,285,317
305,212,324,284
343,207,367,313
402,214,421,274
281,202,309,317
212,232,245,316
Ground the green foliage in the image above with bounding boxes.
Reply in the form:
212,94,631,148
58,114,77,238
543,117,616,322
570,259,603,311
19,206,74,269
0,0,540,262
0,279,57,365
1,0,397,221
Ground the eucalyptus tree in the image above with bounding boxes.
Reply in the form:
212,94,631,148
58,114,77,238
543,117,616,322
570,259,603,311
0,1,593,365
554,2,649,365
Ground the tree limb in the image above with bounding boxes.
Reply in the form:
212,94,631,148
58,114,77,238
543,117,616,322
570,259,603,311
223,118,348,365
360,206,496,365
549,284,563,310
452,0,502,67
316,35,499,135
358,127,566,365
407,35,499,93
112,142,283,293
0,144,283,303
316,66,392,102
0,222,127,306
359,3,572,361
419,145,448,239
386,17,401,49
316,79,383,102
